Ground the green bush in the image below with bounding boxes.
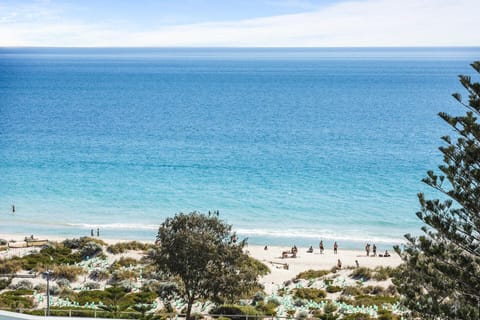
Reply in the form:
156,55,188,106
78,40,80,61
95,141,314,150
351,295,399,307
10,280,33,290
211,304,262,320
377,308,400,320
372,267,395,281
51,264,85,281
361,285,385,295
350,267,372,280
80,241,103,259
294,288,327,302
0,278,12,290
110,257,139,270
342,286,363,296
107,241,152,254
255,301,277,316
17,245,82,271
0,290,35,309
89,269,110,281
242,257,270,276
295,269,330,279
0,259,22,274
326,286,342,293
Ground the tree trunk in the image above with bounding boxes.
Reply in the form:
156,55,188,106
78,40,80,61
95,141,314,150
186,299,194,320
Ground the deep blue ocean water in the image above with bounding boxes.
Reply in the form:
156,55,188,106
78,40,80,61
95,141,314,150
1,47,479,248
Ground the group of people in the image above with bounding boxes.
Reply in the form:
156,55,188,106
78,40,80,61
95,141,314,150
365,243,390,257
90,228,100,237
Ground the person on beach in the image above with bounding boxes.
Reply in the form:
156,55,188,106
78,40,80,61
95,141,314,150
91,229,94,237
307,246,313,253
373,244,377,256
11,204,15,213
337,259,342,269
97,228,100,237
384,250,391,257
264,245,268,250
333,241,338,254
355,260,359,268
365,243,370,256
319,240,324,254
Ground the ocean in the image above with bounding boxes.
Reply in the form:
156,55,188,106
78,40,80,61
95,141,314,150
1,47,479,248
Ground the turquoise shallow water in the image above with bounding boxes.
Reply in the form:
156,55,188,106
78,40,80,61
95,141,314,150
1,47,479,248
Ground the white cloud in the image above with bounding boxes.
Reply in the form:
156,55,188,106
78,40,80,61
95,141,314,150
0,0,478,47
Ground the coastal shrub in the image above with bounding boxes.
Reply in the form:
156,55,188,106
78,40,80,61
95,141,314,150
266,297,280,306
0,290,34,309
76,289,111,305
326,285,342,293
361,285,385,295
80,241,103,259
296,269,330,280
342,286,363,296
49,285,60,296
0,278,12,290
294,288,327,302
10,280,33,290
58,288,77,301
296,310,309,320
0,239,7,246
351,295,399,307
34,283,46,292
117,280,135,292
242,257,270,276
110,257,139,270
63,238,82,249
318,302,339,320
107,241,151,254
84,281,101,290
252,291,265,303
89,269,110,281
341,313,373,320
110,269,138,283
373,267,395,281
211,304,261,320
56,278,71,288
385,285,398,296
294,298,307,307
51,265,84,281
377,309,400,320
350,267,372,280
18,245,81,270
0,259,22,274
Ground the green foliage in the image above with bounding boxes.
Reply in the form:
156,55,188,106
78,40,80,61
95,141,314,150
326,285,342,293
350,295,398,306
154,211,262,319
255,301,277,316
0,259,22,274
0,277,12,290
377,309,401,320
110,257,139,270
293,288,326,302
51,264,85,281
0,290,35,309
394,61,480,319
241,256,270,276
10,244,82,271
350,267,372,280
372,267,395,281
80,241,103,259
341,286,363,296
211,304,261,320
107,241,152,254
295,269,330,279
10,280,33,290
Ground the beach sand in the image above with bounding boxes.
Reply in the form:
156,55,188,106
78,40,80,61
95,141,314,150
1,233,401,294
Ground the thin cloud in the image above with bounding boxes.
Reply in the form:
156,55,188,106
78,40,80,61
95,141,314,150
0,0,478,47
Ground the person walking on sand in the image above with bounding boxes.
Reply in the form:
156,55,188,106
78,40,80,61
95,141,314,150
319,240,324,254
333,241,338,254
365,243,370,256
373,244,377,257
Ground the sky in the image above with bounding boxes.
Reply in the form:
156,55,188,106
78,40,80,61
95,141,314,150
0,0,479,47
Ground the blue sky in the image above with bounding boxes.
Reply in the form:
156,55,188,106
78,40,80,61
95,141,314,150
0,0,478,46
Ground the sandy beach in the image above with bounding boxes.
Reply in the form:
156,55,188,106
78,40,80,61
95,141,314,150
1,233,401,293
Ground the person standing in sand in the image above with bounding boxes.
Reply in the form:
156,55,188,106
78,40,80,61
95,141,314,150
373,244,377,256
365,243,370,256
333,241,338,254
11,204,15,213
319,240,324,254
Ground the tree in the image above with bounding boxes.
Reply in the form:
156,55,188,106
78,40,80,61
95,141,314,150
394,61,480,319
154,211,265,319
